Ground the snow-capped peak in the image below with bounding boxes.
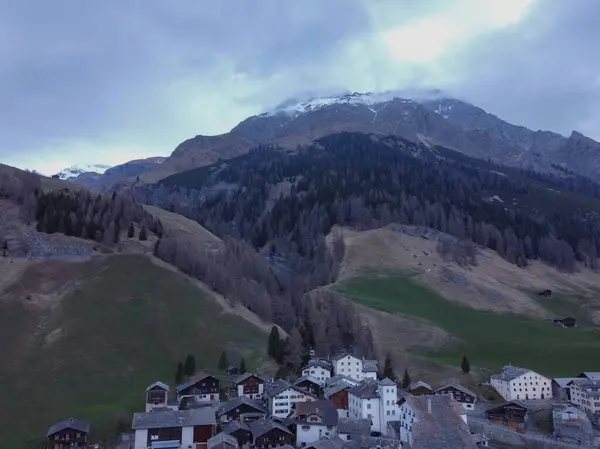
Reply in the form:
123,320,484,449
263,91,413,118
55,163,112,180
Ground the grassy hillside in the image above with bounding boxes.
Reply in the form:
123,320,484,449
0,255,267,448
336,271,600,377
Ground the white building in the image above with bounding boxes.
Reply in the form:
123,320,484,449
490,365,552,401
331,353,378,382
290,400,338,447
264,379,317,418
398,395,469,446
301,359,333,386
132,408,217,449
347,378,400,433
568,379,600,416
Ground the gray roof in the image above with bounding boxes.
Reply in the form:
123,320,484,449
362,359,378,373
324,381,352,398
433,382,477,399
349,381,379,399
47,418,90,437
402,395,477,449
553,377,581,388
408,381,432,391
222,420,251,435
249,418,292,440
326,375,358,386
569,379,600,397
295,375,321,386
146,381,170,392
337,417,372,435
580,372,600,380
293,400,338,426
303,359,333,371
264,379,291,397
331,351,356,362
207,432,239,449
218,396,268,416
178,371,218,392
306,435,346,449
486,400,531,413
378,377,396,387
132,408,216,429
233,372,265,384
490,365,530,382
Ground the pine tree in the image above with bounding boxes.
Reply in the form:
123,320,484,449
268,326,284,363
382,352,396,381
240,358,247,373
175,362,184,385
184,354,196,377
461,355,471,374
128,222,135,238
402,368,411,389
139,226,148,241
218,350,228,371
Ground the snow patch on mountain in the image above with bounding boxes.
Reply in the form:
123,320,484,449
55,164,112,180
263,91,414,118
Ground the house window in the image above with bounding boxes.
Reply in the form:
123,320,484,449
367,403,371,409
387,410,390,415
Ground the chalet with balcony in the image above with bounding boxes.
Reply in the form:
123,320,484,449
145,381,171,412
485,401,529,431
433,382,477,410
132,407,217,449
218,396,268,423
407,381,432,396
222,420,252,447
233,373,265,400
46,417,90,449
178,372,220,403
249,418,294,449
294,375,322,397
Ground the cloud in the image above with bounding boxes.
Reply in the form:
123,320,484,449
1,0,599,173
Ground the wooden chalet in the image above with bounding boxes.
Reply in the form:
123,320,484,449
207,432,239,449
433,383,477,410
250,418,294,449
233,372,265,399
218,396,268,423
223,420,253,447
294,375,322,397
324,382,352,410
46,417,90,449
146,381,170,412
485,401,529,431
178,371,220,401
407,381,432,396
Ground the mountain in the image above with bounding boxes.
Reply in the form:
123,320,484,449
63,157,166,190
135,91,600,185
54,163,112,180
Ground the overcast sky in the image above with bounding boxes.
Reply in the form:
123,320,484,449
1,0,599,174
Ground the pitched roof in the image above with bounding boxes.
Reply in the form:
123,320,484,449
362,359,378,373
146,381,170,392
293,400,339,426
331,351,359,362
217,396,268,416
306,435,346,449
303,358,333,371
264,379,291,397
249,418,293,440
408,381,432,391
337,417,372,435
233,372,265,385
378,377,396,387
326,374,358,386
486,400,530,413
207,432,239,449
178,371,218,392
349,381,379,399
433,382,476,398
579,372,600,380
132,408,216,429
402,395,477,449
222,420,251,435
47,418,90,437
490,365,530,382
294,375,321,386
553,377,581,388
324,382,352,397
569,379,600,397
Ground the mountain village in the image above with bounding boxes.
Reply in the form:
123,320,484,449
46,349,600,449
